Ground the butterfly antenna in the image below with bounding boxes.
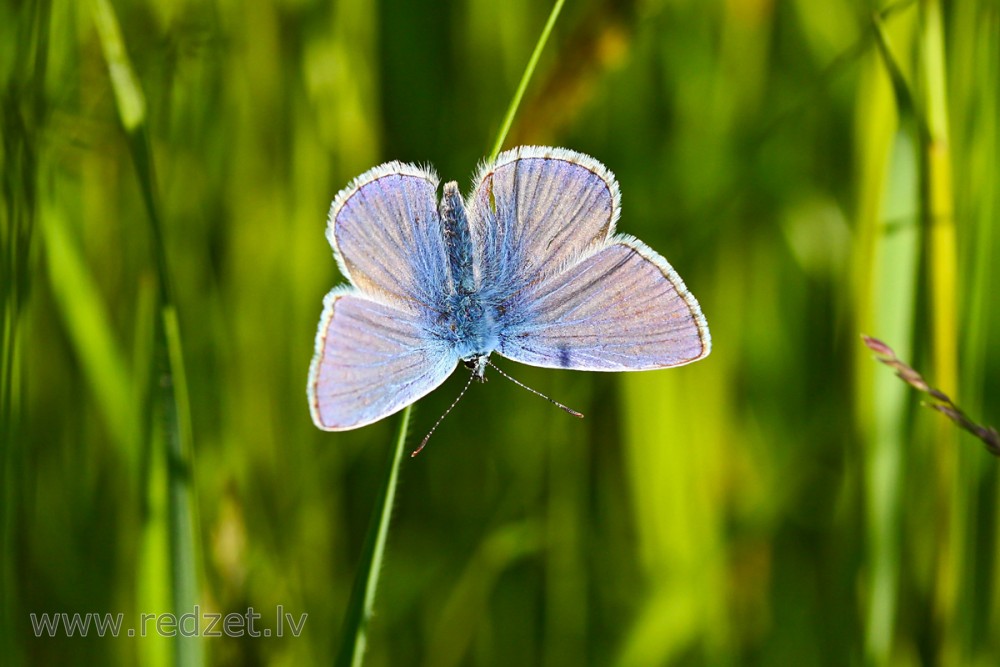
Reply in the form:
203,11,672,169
486,360,584,418
411,370,477,457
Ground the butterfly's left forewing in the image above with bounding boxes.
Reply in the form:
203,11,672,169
467,147,619,292
497,237,710,371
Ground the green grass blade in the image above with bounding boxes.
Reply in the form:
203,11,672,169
89,0,202,663
40,205,135,460
334,406,411,667
1,0,50,659
1,2,49,660
919,1,961,658
855,13,921,660
952,7,999,655
335,5,566,663
488,0,566,162
161,305,200,666
89,0,145,133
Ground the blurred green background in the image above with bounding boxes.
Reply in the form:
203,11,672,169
2,0,999,665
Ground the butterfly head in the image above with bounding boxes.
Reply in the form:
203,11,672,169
463,354,491,383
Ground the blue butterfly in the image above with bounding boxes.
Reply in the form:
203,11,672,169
308,146,711,432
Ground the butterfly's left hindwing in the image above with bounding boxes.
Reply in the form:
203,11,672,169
495,237,710,371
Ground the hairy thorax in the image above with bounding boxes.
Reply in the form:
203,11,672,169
436,291,498,361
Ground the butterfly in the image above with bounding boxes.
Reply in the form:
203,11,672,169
307,146,711,433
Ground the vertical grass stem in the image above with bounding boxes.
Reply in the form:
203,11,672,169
90,0,202,663
920,1,960,658
488,0,566,162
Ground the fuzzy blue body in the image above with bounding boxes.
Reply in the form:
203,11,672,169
436,182,499,368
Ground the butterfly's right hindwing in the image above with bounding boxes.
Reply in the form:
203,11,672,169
308,289,456,430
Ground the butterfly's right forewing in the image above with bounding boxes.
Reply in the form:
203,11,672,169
329,163,451,313
308,290,456,430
